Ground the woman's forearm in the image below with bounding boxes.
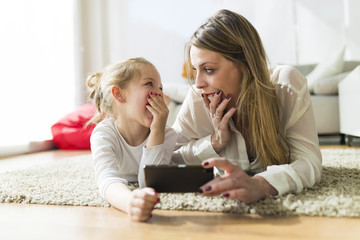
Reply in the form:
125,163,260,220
253,175,278,198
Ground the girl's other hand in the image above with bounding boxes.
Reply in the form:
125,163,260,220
127,188,159,222
146,91,169,132
202,90,237,153
145,91,168,147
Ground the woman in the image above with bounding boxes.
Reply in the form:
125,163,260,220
172,9,322,203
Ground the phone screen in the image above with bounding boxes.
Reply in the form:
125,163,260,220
144,165,214,192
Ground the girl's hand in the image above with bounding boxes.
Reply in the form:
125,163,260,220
127,188,159,222
198,158,278,204
202,90,237,153
146,91,169,147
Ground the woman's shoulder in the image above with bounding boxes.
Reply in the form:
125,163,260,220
270,64,307,92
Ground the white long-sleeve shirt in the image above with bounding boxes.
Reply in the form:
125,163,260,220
90,118,177,197
172,65,322,195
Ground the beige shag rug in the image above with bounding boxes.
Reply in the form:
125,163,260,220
1,148,360,217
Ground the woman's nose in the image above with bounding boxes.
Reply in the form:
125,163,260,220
195,73,206,89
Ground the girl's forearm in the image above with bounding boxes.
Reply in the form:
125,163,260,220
104,182,132,213
146,129,165,148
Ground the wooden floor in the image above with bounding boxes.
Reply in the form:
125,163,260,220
1,142,359,240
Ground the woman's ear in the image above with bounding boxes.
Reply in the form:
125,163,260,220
111,85,126,103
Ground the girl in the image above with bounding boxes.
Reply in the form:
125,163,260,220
87,57,177,222
173,9,322,203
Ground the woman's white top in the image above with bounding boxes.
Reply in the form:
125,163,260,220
90,118,177,197
172,65,322,195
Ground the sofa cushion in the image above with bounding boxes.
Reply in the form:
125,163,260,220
313,71,350,95
163,82,190,103
306,45,345,93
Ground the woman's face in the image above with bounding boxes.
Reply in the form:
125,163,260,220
190,46,242,108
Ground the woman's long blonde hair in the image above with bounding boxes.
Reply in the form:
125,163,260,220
185,9,290,168
86,57,154,125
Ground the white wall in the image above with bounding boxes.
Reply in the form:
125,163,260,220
79,0,360,103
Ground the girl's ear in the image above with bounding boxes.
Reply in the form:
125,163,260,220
111,85,126,103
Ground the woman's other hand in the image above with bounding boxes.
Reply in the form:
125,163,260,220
127,188,159,222
202,89,237,153
198,158,278,204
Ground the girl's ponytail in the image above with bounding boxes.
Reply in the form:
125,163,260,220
86,72,105,125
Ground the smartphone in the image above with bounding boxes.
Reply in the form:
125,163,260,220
143,164,214,193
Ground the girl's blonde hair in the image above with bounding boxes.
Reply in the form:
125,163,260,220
185,9,290,168
86,57,154,125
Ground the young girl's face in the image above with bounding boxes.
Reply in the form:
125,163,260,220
123,64,163,127
190,46,242,108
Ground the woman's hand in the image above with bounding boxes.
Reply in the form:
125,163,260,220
202,90,237,153
127,188,159,222
146,91,169,147
198,158,278,204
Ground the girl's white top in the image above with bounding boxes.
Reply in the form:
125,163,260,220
172,65,322,195
91,118,177,197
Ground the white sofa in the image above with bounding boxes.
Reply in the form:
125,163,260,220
295,61,360,138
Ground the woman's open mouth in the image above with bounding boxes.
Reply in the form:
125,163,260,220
204,92,216,97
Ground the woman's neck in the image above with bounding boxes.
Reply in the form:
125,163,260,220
116,117,150,146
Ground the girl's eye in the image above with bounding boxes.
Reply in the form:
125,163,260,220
145,82,153,86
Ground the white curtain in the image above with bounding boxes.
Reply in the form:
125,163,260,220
0,0,77,155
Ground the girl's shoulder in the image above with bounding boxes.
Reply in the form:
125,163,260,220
93,118,116,130
91,118,118,138
90,118,123,150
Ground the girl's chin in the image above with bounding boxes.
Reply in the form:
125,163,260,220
144,114,153,127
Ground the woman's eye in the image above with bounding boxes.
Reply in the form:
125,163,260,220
204,68,214,74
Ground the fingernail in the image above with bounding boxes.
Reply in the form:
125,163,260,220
146,103,150,106
205,186,212,191
154,190,158,195
216,89,221,95
150,91,153,95
147,96,151,99
159,93,162,97
155,93,158,96
233,104,238,109
226,94,231,100
223,193,230,198
202,161,209,166
157,197,160,203
201,93,204,98
197,189,203,194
